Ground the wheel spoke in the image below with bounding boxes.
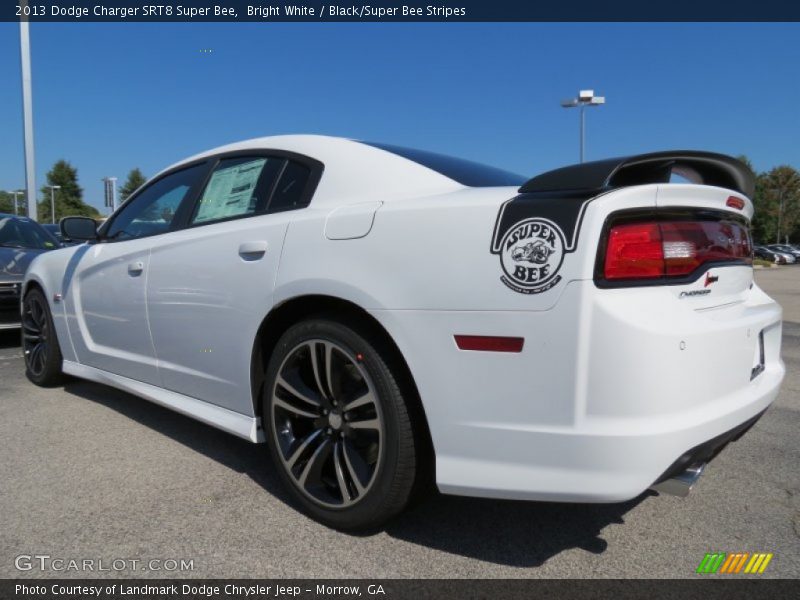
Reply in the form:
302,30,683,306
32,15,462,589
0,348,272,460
324,343,336,403
343,390,376,412
285,428,323,470
333,441,353,504
347,418,380,431
273,395,319,419
30,344,45,373
308,342,329,400
342,439,367,495
297,437,331,489
276,374,321,408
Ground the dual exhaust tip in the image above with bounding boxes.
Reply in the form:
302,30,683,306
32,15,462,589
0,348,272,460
650,463,706,497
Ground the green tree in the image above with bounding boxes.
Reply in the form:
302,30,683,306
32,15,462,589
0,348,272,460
38,160,99,222
0,191,13,214
119,168,147,204
754,166,800,244
0,190,27,216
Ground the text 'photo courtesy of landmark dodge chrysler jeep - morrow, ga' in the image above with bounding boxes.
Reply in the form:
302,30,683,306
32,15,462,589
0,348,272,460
22,136,784,530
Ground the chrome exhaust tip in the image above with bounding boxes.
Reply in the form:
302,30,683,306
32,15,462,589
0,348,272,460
651,462,706,497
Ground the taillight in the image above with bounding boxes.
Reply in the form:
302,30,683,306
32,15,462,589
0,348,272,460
603,219,752,281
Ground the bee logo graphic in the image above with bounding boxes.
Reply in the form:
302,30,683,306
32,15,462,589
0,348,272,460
493,218,566,295
511,240,554,265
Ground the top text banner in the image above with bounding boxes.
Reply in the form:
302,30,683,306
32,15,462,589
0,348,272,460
5,1,800,22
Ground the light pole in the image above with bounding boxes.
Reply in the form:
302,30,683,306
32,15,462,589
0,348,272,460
561,89,605,163
5,190,23,215
19,2,37,221
47,185,60,224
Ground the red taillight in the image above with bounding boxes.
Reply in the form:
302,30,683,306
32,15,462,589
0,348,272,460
604,223,664,279
454,335,524,353
603,219,752,281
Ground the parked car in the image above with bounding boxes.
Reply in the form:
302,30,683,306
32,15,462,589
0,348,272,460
766,245,796,264
754,245,786,264
42,222,78,246
767,244,800,261
0,214,59,330
22,137,784,530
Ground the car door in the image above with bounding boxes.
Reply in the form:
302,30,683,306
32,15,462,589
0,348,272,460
64,163,208,385
146,153,321,415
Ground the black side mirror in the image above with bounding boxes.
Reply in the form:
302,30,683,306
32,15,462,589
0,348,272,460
60,216,98,242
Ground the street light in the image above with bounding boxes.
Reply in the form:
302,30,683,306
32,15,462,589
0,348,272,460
5,190,23,215
560,89,605,163
47,185,60,224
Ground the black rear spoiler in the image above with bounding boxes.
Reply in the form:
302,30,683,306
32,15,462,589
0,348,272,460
519,151,755,198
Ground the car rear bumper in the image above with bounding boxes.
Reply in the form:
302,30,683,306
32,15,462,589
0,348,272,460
374,276,785,503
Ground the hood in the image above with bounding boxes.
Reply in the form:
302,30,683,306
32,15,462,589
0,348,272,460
0,247,49,281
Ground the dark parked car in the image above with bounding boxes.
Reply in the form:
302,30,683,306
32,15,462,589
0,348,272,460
755,246,786,264
0,214,60,330
767,244,800,260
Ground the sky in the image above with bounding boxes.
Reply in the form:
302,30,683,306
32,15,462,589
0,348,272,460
1,22,799,213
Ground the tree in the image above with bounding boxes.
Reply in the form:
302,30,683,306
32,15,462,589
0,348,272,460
0,191,14,214
37,160,99,222
119,168,147,204
754,166,800,244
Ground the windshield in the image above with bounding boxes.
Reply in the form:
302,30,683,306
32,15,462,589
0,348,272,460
0,217,59,250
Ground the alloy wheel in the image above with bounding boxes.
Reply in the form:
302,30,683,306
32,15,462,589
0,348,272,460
270,339,384,508
22,294,49,377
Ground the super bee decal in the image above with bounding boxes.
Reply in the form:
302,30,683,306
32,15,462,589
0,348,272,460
490,191,597,295
496,218,565,294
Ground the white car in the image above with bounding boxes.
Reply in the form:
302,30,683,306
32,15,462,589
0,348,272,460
23,136,784,529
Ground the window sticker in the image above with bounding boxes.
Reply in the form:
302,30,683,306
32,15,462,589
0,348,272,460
194,158,267,223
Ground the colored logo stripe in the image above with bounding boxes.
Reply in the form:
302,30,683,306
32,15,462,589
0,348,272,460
697,552,773,574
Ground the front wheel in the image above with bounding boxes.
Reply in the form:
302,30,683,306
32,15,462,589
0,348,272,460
263,319,420,530
22,288,64,386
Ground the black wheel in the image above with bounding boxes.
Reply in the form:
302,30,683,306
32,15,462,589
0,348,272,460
263,318,420,530
22,287,64,386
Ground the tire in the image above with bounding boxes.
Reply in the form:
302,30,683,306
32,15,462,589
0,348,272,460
263,318,419,530
22,287,64,387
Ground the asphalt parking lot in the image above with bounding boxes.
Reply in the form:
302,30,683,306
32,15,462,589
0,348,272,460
1,268,798,579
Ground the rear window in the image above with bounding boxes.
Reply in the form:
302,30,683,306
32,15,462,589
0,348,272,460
363,142,525,188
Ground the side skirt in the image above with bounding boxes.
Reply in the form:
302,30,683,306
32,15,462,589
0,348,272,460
62,360,265,443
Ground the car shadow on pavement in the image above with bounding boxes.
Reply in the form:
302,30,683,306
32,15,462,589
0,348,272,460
63,378,650,568
0,330,21,350
385,491,648,567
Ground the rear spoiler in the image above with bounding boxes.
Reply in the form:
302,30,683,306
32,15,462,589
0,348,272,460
519,151,755,198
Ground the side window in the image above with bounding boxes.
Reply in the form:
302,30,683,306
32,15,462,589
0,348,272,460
191,157,282,225
105,164,205,240
268,161,311,213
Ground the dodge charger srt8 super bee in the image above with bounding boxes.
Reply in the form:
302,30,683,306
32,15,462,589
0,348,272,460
22,136,784,529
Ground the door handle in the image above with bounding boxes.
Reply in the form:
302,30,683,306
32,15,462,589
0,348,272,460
128,261,144,276
238,241,268,261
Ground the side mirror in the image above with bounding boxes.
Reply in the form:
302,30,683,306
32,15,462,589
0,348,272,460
60,216,98,242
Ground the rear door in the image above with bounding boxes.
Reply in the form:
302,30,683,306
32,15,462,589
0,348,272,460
64,163,208,384
146,153,321,415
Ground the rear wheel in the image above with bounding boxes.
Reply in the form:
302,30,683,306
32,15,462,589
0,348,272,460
22,288,64,386
263,319,419,530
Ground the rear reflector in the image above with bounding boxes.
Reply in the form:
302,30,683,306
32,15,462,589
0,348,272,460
604,219,752,281
454,335,524,353
726,196,746,210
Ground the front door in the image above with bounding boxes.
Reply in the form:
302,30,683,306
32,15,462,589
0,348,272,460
64,163,208,385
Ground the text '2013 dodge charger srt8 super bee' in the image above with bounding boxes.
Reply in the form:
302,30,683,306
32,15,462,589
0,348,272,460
22,136,784,529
